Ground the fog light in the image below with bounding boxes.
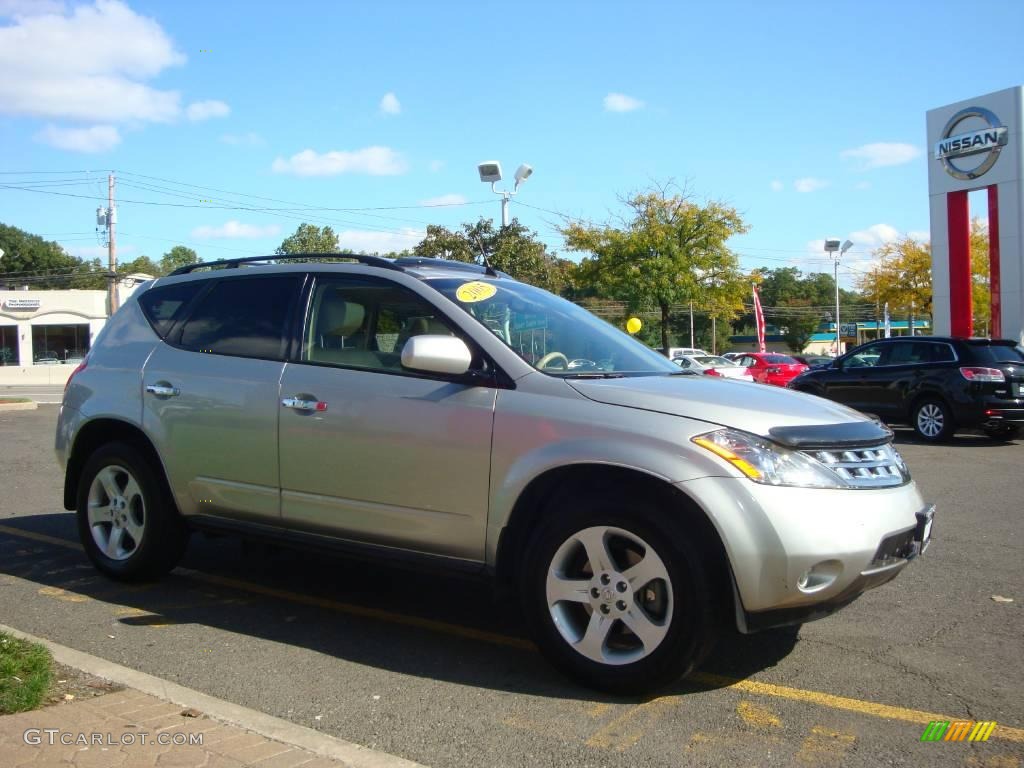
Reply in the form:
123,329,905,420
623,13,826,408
797,560,842,594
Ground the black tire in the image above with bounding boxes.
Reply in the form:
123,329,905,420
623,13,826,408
76,441,188,582
520,486,717,695
983,424,1020,441
912,398,955,442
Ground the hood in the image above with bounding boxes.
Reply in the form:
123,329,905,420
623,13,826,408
567,375,880,442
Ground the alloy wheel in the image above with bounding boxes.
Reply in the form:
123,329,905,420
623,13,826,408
545,525,673,665
87,465,146,561
916,403,944,439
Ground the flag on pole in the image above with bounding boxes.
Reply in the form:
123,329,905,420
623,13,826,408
753,284,767,353
883,302,891,338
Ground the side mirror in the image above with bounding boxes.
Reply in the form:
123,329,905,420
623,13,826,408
401,335,472,376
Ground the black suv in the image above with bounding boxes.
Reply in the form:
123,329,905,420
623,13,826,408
788,336,1024,442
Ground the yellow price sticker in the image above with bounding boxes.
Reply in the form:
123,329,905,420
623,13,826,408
455,281,497,303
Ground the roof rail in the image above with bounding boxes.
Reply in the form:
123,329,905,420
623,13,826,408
392,257,506,278
168,252,403,276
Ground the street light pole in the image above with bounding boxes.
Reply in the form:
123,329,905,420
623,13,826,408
824,239,853,355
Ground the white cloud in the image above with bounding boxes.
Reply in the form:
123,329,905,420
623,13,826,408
35,123,120,153
603,92,644,112
0,0,65,17
379,91,401,115
770,180,784,192
0,0,185,123
186,99,230,122
854,181,872,191
337,228,424,255
271,146,407,176
419,193,467,207
220,132,264,146
907,230,931,243
848,223,901,249
840,142,921,170
806,223,907,269
191,221,281,239
428,159,444,173
794,177,828,193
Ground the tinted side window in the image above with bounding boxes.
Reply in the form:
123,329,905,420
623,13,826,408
886,341,931,365
845,343,886,368
927,343,956,363
969,343,1024,364
178,276,299,360
138,280,204,339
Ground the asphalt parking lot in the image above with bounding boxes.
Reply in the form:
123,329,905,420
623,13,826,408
1,406,1021,767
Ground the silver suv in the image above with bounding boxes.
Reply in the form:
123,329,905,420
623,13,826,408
56,255,934,693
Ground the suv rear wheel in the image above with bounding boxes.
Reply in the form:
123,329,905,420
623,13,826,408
520,488,716,694
77,442,188,581
912,398,955,442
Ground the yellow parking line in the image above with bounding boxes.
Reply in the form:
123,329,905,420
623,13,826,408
692,673,1024,743
1,523,1021,743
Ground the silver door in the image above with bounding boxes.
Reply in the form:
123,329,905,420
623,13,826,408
278,276,496,560
143,274,300,522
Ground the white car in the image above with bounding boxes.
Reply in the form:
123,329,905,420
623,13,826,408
674,354,754,380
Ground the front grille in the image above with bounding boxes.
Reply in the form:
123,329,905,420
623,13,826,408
802,443,908,488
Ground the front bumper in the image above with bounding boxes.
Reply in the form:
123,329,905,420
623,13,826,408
741,504,934,632
677,475,931,629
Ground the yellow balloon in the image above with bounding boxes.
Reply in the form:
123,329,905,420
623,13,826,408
626,317,642,335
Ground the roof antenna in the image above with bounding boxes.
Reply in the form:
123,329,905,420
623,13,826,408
471,233,499,277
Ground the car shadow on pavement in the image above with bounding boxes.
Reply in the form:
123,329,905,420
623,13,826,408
0,512,799,704
889,427,1020,448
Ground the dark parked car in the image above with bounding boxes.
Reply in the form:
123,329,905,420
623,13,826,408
788,336,1024,441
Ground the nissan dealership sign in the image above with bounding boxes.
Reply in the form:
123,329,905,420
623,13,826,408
934,106,1009,180
927,86,1023,345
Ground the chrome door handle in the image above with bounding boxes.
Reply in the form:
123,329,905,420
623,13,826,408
145,384,180,397
281,397,327,412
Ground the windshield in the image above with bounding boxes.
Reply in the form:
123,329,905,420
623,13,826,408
765,354,798,364
429,278,678,376
694,355,734,366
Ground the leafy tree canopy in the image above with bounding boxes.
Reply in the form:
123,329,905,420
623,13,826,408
560,185,749,351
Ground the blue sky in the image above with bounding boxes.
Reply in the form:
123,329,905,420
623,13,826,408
1,0,1022,287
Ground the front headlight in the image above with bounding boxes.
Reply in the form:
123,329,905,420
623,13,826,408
692,428,846,489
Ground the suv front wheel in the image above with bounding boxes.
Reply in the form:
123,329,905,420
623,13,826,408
520,488,716,694
76,442,189,581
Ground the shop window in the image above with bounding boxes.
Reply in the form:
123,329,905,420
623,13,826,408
0,325,16,366
31,324,91,364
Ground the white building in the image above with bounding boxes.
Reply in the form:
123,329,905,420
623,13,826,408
0,277,151,368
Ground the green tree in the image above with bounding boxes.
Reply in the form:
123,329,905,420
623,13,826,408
0,223,82,289
118,255,161,276
413,224,477,262
275,223,340,256
413,217,574,294
561,186,749,351
160,245,199,275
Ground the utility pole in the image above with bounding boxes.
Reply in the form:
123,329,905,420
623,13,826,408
106,173,118,314
689,302,695,349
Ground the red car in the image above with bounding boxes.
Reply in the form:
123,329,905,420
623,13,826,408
736,352,809,386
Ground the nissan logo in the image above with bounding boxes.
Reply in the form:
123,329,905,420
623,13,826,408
934,106,1008,180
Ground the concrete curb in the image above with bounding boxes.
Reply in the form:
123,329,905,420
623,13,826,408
0,623,428,768
0,400,37,411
